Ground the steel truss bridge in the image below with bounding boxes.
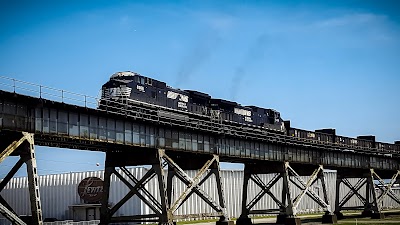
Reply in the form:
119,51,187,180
0,77,399,225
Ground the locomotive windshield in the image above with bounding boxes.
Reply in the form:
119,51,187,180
110,71,137,79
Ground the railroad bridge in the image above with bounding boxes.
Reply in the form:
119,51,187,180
0,78,399,225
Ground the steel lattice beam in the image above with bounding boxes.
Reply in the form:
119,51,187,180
0,132,43,225
339,178,367,207
160,151,227,219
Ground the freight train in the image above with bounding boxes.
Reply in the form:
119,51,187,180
100,71,400,154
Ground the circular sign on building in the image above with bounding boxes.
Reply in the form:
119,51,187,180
77,177,104,203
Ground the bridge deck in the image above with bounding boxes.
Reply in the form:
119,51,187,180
0,90,398,173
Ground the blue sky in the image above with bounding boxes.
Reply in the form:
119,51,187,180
0,0,399,176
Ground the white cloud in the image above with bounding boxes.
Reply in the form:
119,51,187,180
192,11,236,33
119,15,131,26
313,13,387,28
206,14,235,31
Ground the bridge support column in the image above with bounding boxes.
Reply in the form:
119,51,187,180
100,148,232,225
0,131,43,225
236,168,252,225
334,169,400,220
237,162,336,225
334,174,367,219
368,169,400,219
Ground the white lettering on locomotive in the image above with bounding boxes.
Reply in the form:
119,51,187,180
234,108,252,117
178,102,188,109
245,116,253,122
136,85,145,92
167,91,188,102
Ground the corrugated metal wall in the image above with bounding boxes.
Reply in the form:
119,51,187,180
1,168,399,224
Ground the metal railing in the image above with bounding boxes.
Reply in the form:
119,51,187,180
0,76,99,109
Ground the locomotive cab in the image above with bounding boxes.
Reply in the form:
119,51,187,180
101,71,169,107
102,71,137,100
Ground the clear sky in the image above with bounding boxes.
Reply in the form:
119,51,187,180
0,0,399,177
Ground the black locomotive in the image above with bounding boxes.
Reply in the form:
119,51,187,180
100,71,285,132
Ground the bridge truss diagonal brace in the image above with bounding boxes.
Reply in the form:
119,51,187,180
0,133,27,164
341,178,368,207
372,170,400,208
334,177,369,216
0,203,26,225
285,163,332,214
285,163,333,216
334,175,373,217
100,160,167,224
246,173,283,214
238,166,287,222
333,169,400,218
160,150,228,221
0,132,43,225
238,162,334,224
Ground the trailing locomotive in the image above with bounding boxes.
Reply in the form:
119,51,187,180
100,71,285,132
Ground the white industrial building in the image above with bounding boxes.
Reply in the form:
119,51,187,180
1,168,399,224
